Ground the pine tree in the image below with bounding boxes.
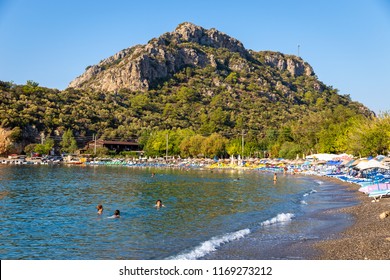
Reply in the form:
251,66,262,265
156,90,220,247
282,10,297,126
60,129,78,154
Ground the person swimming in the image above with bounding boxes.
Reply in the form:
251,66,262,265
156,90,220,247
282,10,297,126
108,209,120,218
155,199,165,208
96,204,103,215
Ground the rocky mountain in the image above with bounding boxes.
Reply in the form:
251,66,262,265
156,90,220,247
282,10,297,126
69,22,316,92
1,23,373,156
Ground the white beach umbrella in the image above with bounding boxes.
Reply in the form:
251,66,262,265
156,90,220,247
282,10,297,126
355,159,389,170
306,153,338,161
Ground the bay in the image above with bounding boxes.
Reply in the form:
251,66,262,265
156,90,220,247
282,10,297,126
0,165,357,260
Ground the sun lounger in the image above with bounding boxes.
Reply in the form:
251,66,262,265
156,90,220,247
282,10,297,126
359,182,390,194
368,190,390,202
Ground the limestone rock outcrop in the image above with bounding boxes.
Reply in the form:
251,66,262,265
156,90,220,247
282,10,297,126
68,22,314,92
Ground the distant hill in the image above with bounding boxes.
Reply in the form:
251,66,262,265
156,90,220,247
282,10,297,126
0,22,373,156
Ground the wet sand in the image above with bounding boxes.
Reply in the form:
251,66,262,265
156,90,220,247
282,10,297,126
313,179,390,260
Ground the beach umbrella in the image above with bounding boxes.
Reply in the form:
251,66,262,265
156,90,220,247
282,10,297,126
338,153,354,161
341,159,351,166
376,155,386,161
293,159,304,165
326,160,341,166
306,153,338,161
355,159,389,170
349,158,367,167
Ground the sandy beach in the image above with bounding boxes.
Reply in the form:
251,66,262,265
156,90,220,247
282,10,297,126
314,180,390,260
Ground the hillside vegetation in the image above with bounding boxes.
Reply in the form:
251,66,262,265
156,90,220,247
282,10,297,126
1,23,388,158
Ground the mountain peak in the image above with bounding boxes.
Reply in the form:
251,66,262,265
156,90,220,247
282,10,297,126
169,22,248,56
174,22,204,36
68,23,312,92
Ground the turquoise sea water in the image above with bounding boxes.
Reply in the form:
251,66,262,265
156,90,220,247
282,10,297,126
0,165,357,260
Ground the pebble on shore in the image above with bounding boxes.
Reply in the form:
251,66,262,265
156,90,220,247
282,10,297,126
314,185,390,260
379,211,390,220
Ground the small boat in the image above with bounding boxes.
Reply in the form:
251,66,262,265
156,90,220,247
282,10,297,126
65,160,83,165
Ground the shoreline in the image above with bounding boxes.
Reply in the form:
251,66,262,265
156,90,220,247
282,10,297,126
2,162,389,259
200,170,390,260
312,177,390,260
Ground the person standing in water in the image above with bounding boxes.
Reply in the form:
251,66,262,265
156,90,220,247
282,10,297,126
97,204,103,215
273,173,277,182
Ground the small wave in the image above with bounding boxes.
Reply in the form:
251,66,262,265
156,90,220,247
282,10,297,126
168,228,251,260
260,213,294,226
303,189,317,197
300,200,308,205
315,180,324,185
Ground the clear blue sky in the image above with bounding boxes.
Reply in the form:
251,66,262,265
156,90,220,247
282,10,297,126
1,0,389,114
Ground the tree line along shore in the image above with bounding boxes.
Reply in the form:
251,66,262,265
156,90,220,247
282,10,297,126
1,111,390,162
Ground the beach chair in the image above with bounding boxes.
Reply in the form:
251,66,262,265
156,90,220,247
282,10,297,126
368,190,390,202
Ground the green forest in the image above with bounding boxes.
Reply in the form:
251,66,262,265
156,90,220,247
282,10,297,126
1,76,388,159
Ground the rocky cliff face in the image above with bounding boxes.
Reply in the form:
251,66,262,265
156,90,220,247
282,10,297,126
263,52,314,77
0,128,11,155
0,126,39,155
68,22,314,92
0,128,21,154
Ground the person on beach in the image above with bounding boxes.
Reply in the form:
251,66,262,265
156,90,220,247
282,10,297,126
96,204,103,215
155,199,165,208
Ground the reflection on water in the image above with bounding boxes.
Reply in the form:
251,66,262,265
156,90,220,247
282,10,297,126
0,165,353,259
